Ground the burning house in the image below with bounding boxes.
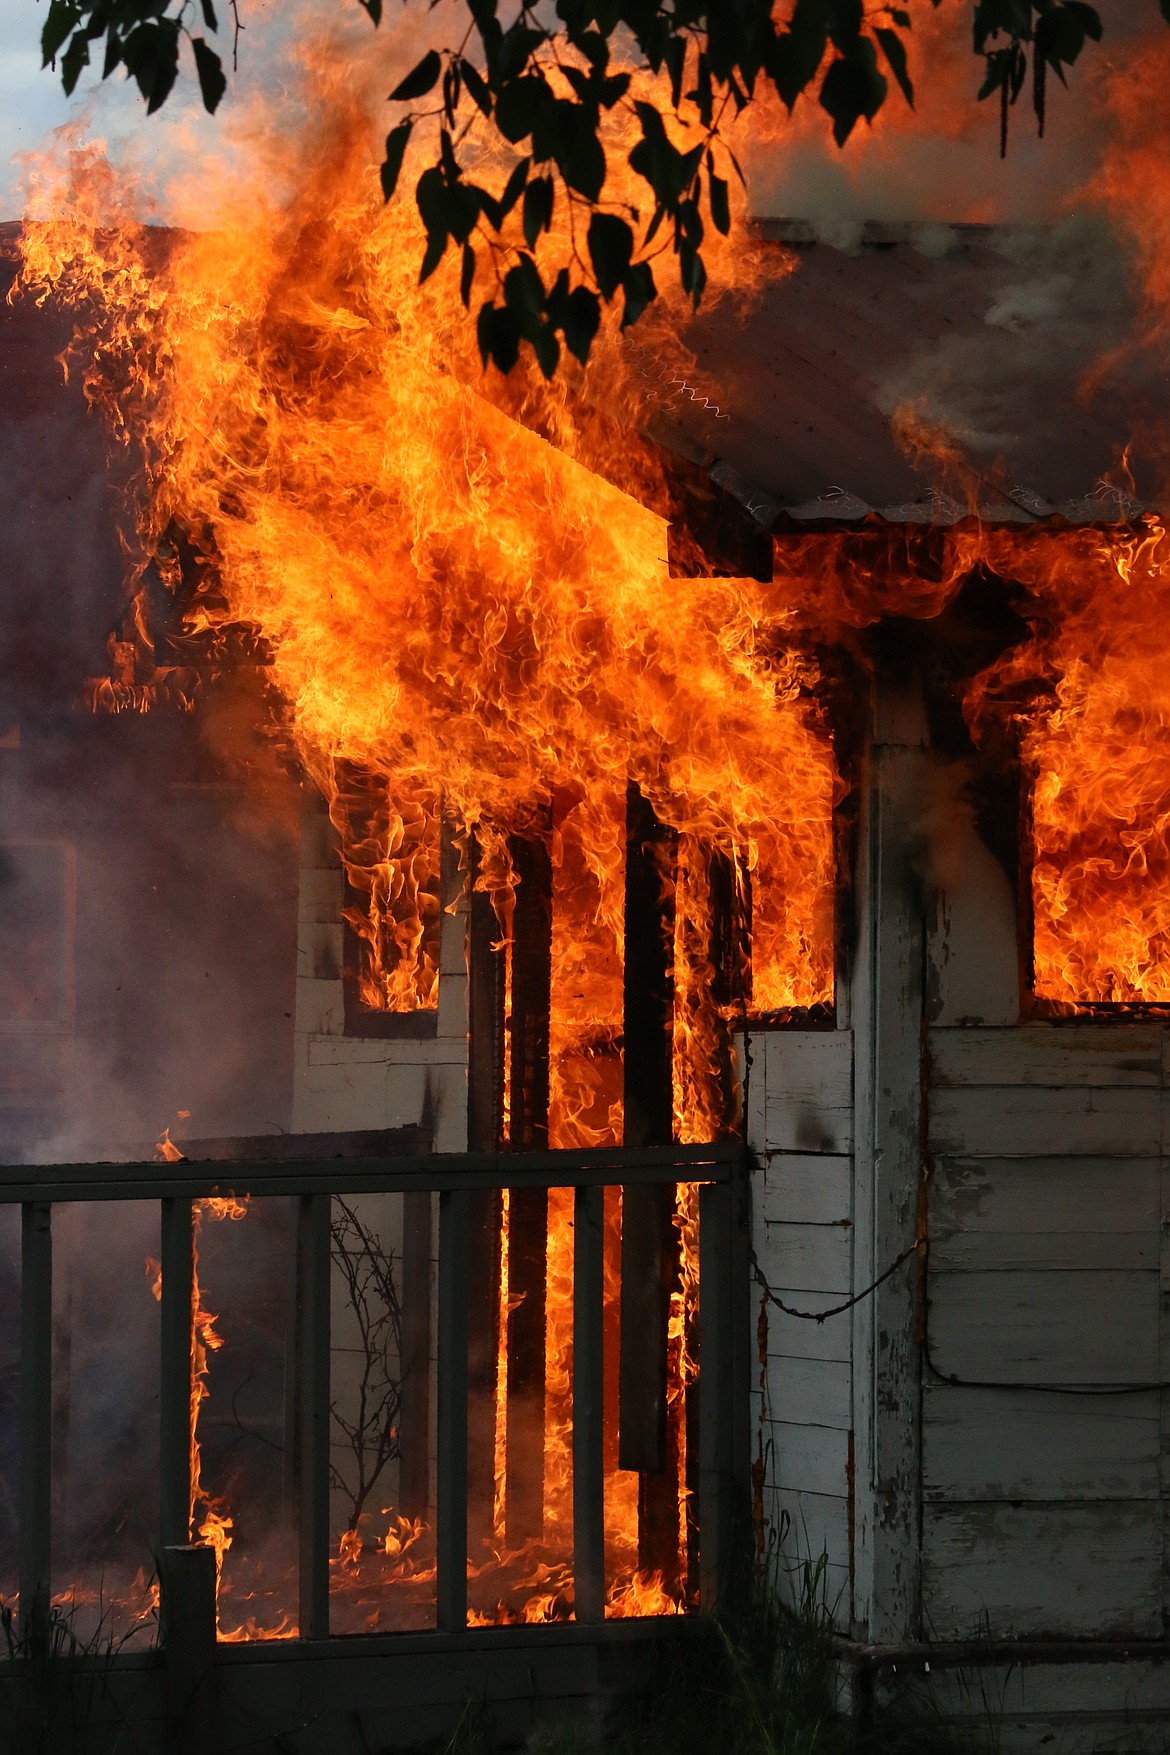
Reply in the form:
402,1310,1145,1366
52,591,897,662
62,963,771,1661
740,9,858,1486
5,35,1170,1746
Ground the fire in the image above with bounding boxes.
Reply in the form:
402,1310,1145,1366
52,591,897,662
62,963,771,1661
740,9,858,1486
21,14,836,1633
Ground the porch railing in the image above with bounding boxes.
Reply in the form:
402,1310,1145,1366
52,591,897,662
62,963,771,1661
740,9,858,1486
0,1141,748,1647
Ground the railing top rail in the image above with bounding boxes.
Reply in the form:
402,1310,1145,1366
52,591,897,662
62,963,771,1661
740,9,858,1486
0,1141,742,1204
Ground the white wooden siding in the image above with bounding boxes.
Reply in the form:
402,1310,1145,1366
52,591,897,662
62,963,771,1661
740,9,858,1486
292,801,468,1149
746,1030,855,1622
922,1503,1162,1639
924,1021,1170,1646
922,1384,1160,1501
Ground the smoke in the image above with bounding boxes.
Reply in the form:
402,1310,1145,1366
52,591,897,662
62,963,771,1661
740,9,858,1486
0,286,300,1167
872,215,1145,481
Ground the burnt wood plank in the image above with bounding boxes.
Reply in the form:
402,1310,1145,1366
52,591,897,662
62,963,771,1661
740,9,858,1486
572,1182,605,1624
160,1197,194,1552
620,785,677,1487
503,823,553,1548
161,1543,219,1754
504,1187,548,1546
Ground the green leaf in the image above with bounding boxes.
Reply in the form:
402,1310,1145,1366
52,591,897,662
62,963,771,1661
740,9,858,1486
477,301,521,374
497,155,531,220
664,33,686,108
819,42,888,146
419,231,447,282
532,324,560,379
59,31,89,95
547,280,601,364
770,0,827,109
390,48,441,103
707,166,730,235
380,119,413,203
495,73,549,143
122,21,180,114
587,211,633,299
598,71,630,108
522,174,554,249
874,26,914,107
460,241,476,308
41,2,80,69
503,254,545,321
1162,0,1170,21
358,0,383,24
461,59,492,116
199,0,218,29
191,37,226,113
541,99,605,201
620,260,657,330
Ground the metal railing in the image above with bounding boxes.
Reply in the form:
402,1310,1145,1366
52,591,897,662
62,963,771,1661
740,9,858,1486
1,1141,748,1647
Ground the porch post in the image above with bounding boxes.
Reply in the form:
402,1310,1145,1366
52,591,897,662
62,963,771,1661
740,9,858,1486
850,660,927,1642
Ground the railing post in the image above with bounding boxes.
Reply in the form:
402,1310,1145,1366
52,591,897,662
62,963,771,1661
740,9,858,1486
160,1198,194,1550
297,1192,331,1640
436,1187,469,1632
19,1200,52,1643
572,1182,605,1625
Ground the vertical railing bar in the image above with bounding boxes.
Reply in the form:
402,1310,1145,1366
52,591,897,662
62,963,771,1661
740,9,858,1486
698,1177,733,1615
160,1197,194,1552
436,1187,469,1632
399,1190,433,1526
572,1182,606,1625
297,1191,331,1640
19,1200,52,1643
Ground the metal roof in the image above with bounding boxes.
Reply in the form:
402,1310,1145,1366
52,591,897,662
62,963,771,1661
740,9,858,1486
1,217,1160,536
650,219,1162,530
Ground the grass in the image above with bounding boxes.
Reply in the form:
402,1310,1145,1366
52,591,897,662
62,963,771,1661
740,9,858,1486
439,1556,999,1755
0,1593,155,1755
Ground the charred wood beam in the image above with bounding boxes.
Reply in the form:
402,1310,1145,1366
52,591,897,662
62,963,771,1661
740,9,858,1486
160,1198,195,1552
619,784,676,1514
161,1542,219,1755
466,840,506,1540
464,864,503,1540
504,819,553,1546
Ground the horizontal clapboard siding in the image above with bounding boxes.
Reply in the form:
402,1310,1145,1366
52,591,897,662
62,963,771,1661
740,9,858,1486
928,1026,1163,1089
930,1156,1160,1238
765,1355,851,1431
922,1384,1161,1501
922,1503,1162,1639
928,1085,1161,1157
895,1660,1170,1755
766,1486,850,1601
762,1031,853,1154
927,1268,1159,1385
746,1031,856,1625
923,1021,1169,1649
